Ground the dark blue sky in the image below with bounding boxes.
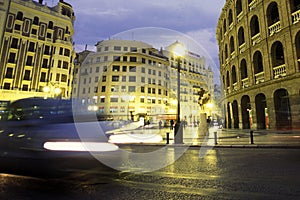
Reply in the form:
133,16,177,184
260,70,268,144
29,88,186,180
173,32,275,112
50,0,225,83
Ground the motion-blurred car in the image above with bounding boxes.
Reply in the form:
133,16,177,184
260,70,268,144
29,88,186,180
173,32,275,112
0,97,120,178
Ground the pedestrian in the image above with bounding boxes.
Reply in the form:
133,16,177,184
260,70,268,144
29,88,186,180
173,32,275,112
170,119,174,130
159,120,162,129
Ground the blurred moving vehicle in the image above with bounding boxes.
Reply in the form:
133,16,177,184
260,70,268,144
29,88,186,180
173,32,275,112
0,97,119,178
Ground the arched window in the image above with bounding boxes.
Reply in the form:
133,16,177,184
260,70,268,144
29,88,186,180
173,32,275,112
230,36,235,53
228,9,233,25
236,0,243,16
253,51,263,74
271,41,285,67
240,59,248,79
16,12,23,20
250,15,260,37
223,19,227,34
267,2,280,26
232,65,237,84
33,16,39,25
238,27,245,46
226,71,230,87
291,0,300,12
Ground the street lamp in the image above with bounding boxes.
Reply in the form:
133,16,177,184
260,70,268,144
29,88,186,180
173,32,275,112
172,41,186,144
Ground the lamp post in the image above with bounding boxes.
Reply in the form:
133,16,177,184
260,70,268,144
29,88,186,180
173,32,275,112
172,42,185,144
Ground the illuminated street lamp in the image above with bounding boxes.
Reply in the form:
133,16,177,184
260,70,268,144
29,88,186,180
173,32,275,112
43,84,62,99
172,41,186,144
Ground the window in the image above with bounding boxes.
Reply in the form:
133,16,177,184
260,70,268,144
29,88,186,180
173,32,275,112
104,46,109,51
113,56,120,61
152,88,156,94
14,24,21,31
5,67,13,78
129,76,136,82
141,86,145,93
22,84,28,91
56,73,60,81
61,74,67,82
102,76,106,82
103,66,107,72
123,56,127,62
33,16,39,25
141,67,145,73
101,86,106,92
141,77,145,83
100,97,105,103
59,47,63,55
95,76,99,82
42,59,48,68
23,70,30,80
44,45,50,55
130,57,137,62
48,21,53,29
40,72,46,82
140,97,145,103
142,58,146,63
3,83,10,90
62,61,68,69
96,57,100,62
64,49,70,57
16,12,23,20
114,46,121,51
130,47,137,52
28,42,35,52
57,60,62,68
8,53,16,63
129,66,136,72
112,76,119,82
26,56,33,66
128,86,135,92
122,66,127,72
148,88,151,93
122,76,126,82
11,38,18,48
110,97,118,103
96,66,100,72
112,65,120,71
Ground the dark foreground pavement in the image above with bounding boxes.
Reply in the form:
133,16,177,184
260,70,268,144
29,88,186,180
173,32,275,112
0,147,299,200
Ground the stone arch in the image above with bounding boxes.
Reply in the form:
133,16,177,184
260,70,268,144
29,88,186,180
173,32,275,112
274,89,292,129
255,93,267,129
241,95,251,129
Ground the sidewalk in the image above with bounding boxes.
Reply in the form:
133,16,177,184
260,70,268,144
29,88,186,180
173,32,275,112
158,127,300,149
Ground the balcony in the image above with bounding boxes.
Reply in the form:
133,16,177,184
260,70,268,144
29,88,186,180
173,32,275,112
249,0,258,11
292,9,300,24
230,51,236,59
241,78,249,88
251,33,261,45
233,82,238,91
255,71,265,84
237,11,244,22
273,64,286,79
268,21,281,36
239,43,246,54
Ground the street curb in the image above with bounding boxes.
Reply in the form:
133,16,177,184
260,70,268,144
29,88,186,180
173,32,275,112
117,143,300,149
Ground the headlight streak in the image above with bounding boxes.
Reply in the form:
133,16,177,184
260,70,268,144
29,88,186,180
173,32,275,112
43,142,119,152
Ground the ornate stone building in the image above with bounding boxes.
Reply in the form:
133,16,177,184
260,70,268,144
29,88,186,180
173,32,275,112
0,0,76,102
216,0,300,130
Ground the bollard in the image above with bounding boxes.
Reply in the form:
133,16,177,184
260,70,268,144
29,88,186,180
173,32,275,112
250,130,254,144
166,132,170,144
214,131,218,145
